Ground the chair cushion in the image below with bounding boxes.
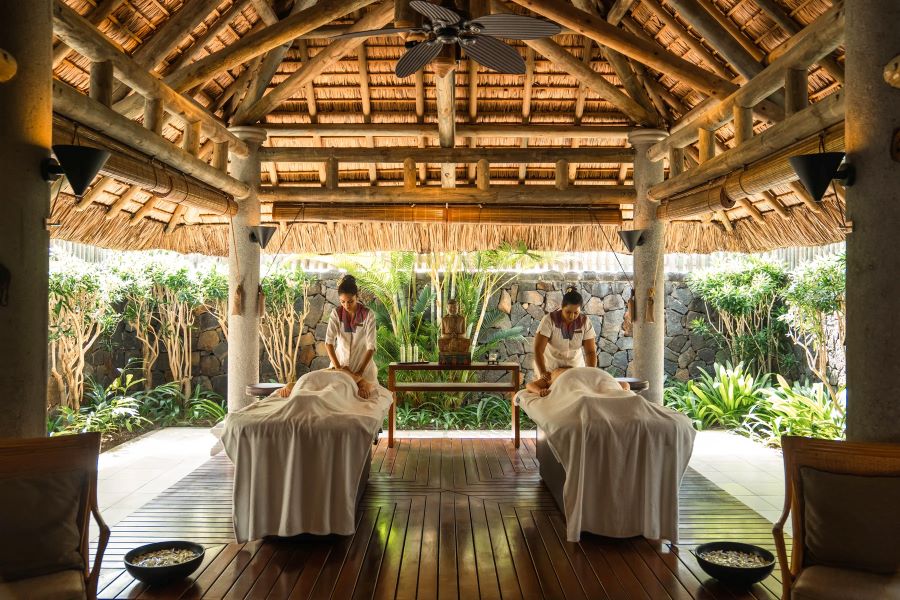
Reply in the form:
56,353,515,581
0,569,86,600
793,565,900,600
801,467,900,574
0,470,86,581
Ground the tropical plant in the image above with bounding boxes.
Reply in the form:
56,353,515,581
684,362,771,429
51,372,150,435
663,380,706,430
48,257,120,409
781,252,845,403
741,375,845,446
392,396,536,430
150,267,202,399
688,258,794,374
259,267,312,386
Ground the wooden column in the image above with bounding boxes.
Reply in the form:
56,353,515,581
89,60,113,107
0,0,51,437
226,126,267,414
845,0,900,442
629,129,668,405
436,68,456,188
144,96,164,134
784,68,809,116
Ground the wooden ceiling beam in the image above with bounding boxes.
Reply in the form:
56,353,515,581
264,122,634,139
52,0,247,156
651,2,844,160
263,185,635,204
636,0,731,78
259,146,635,163
649,93,844,202
164,0,256,75
52,0,126,68
435,65,457,188
271,203,622,224
237,1,393,124
506,0,735,99
53,81,250,200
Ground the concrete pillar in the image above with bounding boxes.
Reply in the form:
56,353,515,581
0,1,52,438
628,129,669,405
226,126,267,413
844,0,900,442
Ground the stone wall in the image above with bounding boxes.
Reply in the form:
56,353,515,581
85,271,718,395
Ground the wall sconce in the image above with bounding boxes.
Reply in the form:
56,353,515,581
789,151,854,203
618,229,646,253
249,225,278,249
42,145,110,197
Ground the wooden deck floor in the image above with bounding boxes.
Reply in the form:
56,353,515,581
94,437,785,599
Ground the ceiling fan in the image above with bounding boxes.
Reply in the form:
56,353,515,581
332,1,560,78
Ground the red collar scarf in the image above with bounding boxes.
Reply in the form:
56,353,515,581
550,309,585,340
338,304,369,333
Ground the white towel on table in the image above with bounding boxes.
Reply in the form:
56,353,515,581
222,370,391,542
517,367,696,543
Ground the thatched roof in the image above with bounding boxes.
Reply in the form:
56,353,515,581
51,0,845,255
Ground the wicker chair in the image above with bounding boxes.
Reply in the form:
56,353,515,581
774,436,900,600
0,433,109,600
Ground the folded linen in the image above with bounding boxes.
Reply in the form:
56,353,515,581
222,370,392,541
517,367,696,542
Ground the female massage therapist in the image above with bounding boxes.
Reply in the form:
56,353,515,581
533,286,598,384
325,274,378,398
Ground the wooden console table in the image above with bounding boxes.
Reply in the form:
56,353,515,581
386,362,521,448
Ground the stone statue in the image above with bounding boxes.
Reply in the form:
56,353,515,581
439,299,471,354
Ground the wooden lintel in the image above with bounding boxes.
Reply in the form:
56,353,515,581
258,146,635,164
264,123,634,140
261,184,636,205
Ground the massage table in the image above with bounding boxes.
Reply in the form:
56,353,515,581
518,368,696,543
221,370,392,542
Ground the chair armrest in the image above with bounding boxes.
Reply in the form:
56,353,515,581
87,503,110,600
773,482,794,600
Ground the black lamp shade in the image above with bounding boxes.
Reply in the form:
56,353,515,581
618,229,645,253
249,225,278,249
789,152,845,203
52,145,110,197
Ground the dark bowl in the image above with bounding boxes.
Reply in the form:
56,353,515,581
124,541,205,585
694,541,776,587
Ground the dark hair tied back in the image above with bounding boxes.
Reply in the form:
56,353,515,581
562,285,583,307
338,274,358,296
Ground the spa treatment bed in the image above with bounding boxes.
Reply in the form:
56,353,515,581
517,367,696,543
221,370,392,542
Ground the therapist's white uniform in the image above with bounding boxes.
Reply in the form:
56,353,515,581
325,305,378,384
535,311,597,371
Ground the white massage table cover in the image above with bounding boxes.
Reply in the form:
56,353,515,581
518,367,696,542
222,370,392,541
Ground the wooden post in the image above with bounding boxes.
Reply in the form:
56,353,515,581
212,141,229,171
784,68,809,116
698,128,716,162
668,147,685,177
325,156,339,190
733,105,754,144
144,96,163,134
555,159,569,190
436,68,456,188
89,60,113,107
403,157,416,191
475,159,490,191
183,120,201,156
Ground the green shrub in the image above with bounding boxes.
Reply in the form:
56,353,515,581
688,258,795,375
391,395,535,430
50,373,149,435
741,375,845,446
682,362,771,429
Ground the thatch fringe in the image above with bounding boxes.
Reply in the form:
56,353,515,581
50,195,845,257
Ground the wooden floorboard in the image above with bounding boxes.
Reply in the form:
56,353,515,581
94,437,784,600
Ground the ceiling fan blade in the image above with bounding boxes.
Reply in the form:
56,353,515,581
467,13,561,40
396,41,445,78
330,27,423,40
461,35,525,74
409,1,462,25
